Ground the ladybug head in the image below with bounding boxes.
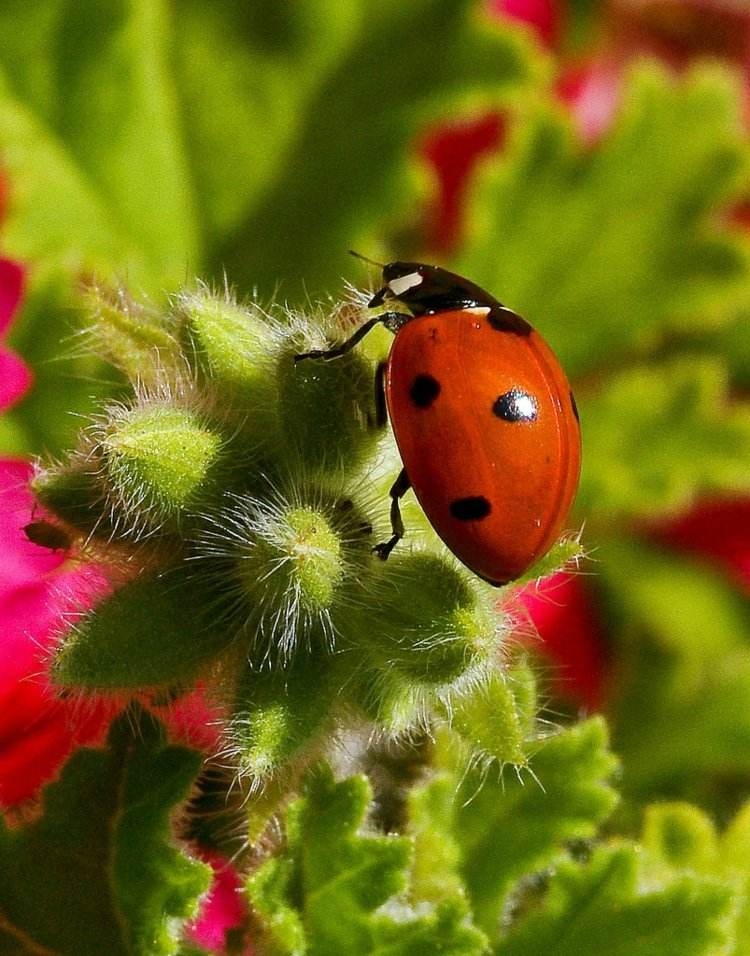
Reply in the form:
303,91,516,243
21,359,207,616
368,261,500,317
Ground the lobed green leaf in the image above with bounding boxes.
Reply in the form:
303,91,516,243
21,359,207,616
496,844,731,956
448,718,618,933
248,765,487,955
456,65,750,379
0,708,210,956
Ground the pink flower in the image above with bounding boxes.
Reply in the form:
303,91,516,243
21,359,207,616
489,0,562,48
0,457,115,806
516,572,608,709
0,258,31,411
187,850,249,953
647,497,750,597
421,115,504,252
558,59,624,143
0,455,226,805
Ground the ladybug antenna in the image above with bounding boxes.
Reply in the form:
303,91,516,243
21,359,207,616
348,249,385,269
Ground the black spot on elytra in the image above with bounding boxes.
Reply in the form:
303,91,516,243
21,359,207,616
570,390,580,423
410,374,441,408
450,496,492,521
487,306,532,336
493,388,538,423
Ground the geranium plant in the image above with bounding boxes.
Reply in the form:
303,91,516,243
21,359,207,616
2,2,750,954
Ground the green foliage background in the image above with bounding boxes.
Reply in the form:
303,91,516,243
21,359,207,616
2,1,750,953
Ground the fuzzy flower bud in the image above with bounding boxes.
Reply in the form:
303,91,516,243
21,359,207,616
53,568,236,690
100,401,223,533
360,553,497,686
179,289,278,425
83,285,180,386
227,652,350,783
193,488,372,663
449,658,537,767
275,311,380,472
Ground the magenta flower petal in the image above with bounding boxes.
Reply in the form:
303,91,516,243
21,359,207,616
648,498,750,596
516,572,608,709
558,61,623,143
489,0,561,48
187,850,247,952
0,345,32,411
154,687,225,752
0,459,65,603
0,564,115,807
0,258,24,337
421,114,504,252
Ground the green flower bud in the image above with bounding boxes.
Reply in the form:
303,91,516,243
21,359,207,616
275,317,380,473
84,284,180,385
179,289,278,417
515,534,585,585
32,460,106,537
100,402,223,533
194,488,372,662
228,651,349,781
358,553,497,687
449,661,535,768
53,568,236,690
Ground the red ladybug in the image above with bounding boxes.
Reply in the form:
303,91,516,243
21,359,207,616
296,261,581,586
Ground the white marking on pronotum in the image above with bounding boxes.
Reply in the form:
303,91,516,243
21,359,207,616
388,272,423,297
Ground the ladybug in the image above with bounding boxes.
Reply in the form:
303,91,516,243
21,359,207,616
295,261,581,586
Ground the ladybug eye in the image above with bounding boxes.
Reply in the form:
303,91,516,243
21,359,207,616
387,272,423,297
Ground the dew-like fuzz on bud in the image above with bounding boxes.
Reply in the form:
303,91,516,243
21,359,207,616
192,484,372,663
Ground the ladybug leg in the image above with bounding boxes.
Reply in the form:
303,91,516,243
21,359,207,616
373,468,411,560
294,315,383,362
374,360,388,428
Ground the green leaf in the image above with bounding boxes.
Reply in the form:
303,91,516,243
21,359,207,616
4,268,112,457
641,800,750,956
0,707,210,956
0,0,538,299
497,845,731,956
610,641,750,804
577,359,750,520
720,802,750,955
248,765,487,955
371,898,485,956
0,0,200,291
598,535,750,664
171,0,364,244
642,802,719,874
408,772,466,906
446,718,618,934
0,0,539,455
215,0,543,298
457,64,750,379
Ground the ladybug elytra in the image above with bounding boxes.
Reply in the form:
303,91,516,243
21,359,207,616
296,261,581,586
